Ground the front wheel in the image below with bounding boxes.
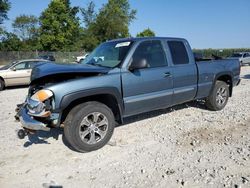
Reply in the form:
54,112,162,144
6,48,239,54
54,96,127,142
64,101,115,152
205,81,229,111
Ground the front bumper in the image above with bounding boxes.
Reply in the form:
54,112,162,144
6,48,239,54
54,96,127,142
15,104,50,131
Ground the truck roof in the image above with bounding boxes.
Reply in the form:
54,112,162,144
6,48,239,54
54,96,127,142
109,37,186,43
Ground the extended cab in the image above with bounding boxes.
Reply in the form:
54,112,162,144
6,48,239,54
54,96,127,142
15,37,241,152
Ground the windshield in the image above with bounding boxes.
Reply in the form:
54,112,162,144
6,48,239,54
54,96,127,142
81,41,133,68
230,53,242,58
0,61,16,70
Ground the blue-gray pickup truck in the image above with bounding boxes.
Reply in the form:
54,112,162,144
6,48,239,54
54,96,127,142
15,37,241,152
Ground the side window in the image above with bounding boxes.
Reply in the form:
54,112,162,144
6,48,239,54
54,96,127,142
132,40,167,68
243,53,250,58
14,62,27,70
168,41,189,65
27,61,37,69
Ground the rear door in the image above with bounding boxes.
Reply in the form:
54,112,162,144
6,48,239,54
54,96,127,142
122,40,173,117
166,40,198,105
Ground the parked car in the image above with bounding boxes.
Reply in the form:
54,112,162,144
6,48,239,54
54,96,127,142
76,53,89,63
39,55,56,61
15,37,240,152
0,59,49,90
228,52,250,66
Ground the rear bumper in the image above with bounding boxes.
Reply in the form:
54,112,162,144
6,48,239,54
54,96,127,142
15,104,50,131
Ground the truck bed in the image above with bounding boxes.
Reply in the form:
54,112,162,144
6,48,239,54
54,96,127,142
196,59,240,99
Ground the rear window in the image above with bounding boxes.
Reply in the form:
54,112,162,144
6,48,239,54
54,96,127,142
168,41,189,65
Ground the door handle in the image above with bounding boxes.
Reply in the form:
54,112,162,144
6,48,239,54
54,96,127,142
164,72,172,77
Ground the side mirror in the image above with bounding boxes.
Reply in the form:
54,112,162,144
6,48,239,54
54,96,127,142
129,58,148,71
11,67,16,71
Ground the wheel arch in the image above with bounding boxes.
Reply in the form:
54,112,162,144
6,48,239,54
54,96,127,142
0,76,5,87
214,73,233,97
59,88,124,124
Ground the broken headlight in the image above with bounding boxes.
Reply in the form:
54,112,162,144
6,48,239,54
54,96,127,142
27,89,53,117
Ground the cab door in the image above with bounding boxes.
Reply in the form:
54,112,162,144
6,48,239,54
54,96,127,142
122,40,173,117
166,40,198,105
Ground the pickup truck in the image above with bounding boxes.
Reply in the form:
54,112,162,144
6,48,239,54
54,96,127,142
15,37,241,152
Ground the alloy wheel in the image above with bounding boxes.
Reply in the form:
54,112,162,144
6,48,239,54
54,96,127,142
216,87,227,106
79,112,109,144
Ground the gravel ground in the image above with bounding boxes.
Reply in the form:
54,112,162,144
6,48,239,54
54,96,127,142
0,66,250,188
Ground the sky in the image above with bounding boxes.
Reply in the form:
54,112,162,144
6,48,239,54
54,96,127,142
3,0,250,49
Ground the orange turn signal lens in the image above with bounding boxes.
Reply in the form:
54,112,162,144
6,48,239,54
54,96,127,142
31,90,53,102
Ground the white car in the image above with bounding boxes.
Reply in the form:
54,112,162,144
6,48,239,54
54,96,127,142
76,53,89,63
0,59,49,90
228,52,250,66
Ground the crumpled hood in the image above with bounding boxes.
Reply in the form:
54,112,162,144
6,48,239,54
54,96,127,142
31,63,111,82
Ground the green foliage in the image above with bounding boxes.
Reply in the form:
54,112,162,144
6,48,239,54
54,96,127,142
136,28,155,37
79,30,99,52
39,0,81,51
78,0,137,51
0,0,138,52
91,0,136,42
80,1,96,28
12,15,39,40
0,31,23,51
0,0,10,24
78,1,99,51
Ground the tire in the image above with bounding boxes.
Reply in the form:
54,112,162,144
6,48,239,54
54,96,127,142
205,81,229,111
64,101,115,152
0,79,5,91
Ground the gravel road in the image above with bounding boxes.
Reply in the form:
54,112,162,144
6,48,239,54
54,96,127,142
0,66,250,188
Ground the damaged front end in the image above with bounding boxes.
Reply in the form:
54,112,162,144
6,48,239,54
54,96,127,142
15,89,59,138
14,62,111,139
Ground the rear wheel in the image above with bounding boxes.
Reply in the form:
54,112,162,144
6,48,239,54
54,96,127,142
206,81,229,111
0,79,5,91
64,101,115,152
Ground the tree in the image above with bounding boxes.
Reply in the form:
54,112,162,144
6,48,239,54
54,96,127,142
12,15,39,40
0,0,10,25
80,1,96,28
136,28,155,37
92,0,136,42
39,0,82,51
0,32,23,51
